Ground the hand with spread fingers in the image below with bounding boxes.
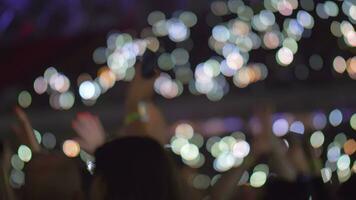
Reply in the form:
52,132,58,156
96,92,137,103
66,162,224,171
72,112,106,154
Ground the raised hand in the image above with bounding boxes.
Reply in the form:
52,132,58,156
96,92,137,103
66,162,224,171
12,106,41,152
126,62,158,106
72,112,106,154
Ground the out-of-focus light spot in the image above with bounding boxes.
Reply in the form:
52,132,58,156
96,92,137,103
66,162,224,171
34,76,48,94
212,25,230,42
44,67,58,82
337,154,351,171
98,67,116,90
171,48,189,66
10,169,25,187
190,133,204,148
206,136,220,152
42,132,56,149
175,123,194,139
325,160,337,172
238,171,249,185
63,140,80,158
179,11,197,28
33,129,41,144
259,10,275,26
145,37,160,52
152,20,168,36
312,112,327,130
321,167,332,183
290,121,304,134
297,11,314,29
171,137,188,155
77,73,92,86
18,145,32,162
276,47,293,66
231,131,246,141
316,3,329,19
175,65,193,84
329,109,343,127
272,118,289,137
18,90,32,108
324,1,339,17
226,52,244,70
343,139,356,155
204,59,220,77
333,56,347,73
214,152,235,172
334,133,347,147
158,53,175,71
232,140,250,158
309,54,323,71
310,131,325,148
254,164,270,175
192,174,210,189
180,143,199,161
210,174,221,186
148,11,166,26
330,21,342,37
337,167,351,183
250,171,267,188
350,5,356,20
79,81,96,100
49,73,70,93
11,154,24,171
347,57,356,79
92,47,107,64
211,1,229,16
263,31,280,49
49,93,61,110
183,153,205,168
167,19,189,42
340,21,354,37
80,150,95,163
59,92,75,110
87,161,95,174
327,145,341,162
283,38,298,54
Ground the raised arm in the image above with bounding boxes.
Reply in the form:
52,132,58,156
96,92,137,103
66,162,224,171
121,63,168,144
72,112,106,154
0,141,16,200
12,107,41,153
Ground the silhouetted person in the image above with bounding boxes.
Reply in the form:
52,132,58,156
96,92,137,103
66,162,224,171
91,136,181,200
23,153,83,200
338,175,356,200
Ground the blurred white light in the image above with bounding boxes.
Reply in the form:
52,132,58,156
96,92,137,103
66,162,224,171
232,140,250,158
180,143,199,161
272,118,289,137
337,154,351,171
290,121,304,134
79,81,96,100
250,171,267,188
329,109,343,127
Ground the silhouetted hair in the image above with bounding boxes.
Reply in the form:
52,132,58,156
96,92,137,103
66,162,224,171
23,152,82,200
338,175,356,200
94,136,181,200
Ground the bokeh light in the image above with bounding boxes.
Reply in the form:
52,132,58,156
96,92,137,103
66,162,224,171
18,145,32,162
63,140,80,158
18,90,32,108
272,118,289,136
310,131,325,148
329,109,343,127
